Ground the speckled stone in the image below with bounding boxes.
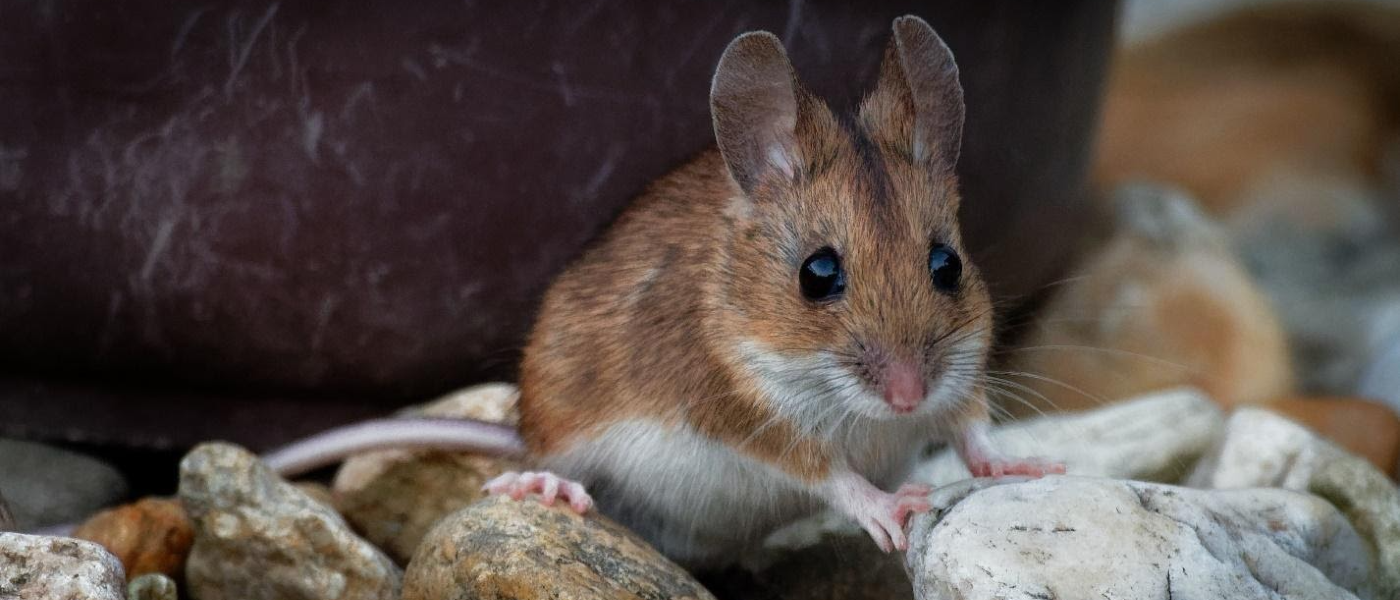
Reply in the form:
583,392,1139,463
72,497,193,580
1188,408,1400,599
906,477,1372,600
126,573,178,600
403,495,715,600
335,382,522,564
179,442,401,600
0,532,126,600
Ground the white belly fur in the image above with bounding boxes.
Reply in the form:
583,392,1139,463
539,417,936,566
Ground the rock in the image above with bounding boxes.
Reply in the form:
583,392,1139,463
294,481,339,512
1187,408,1400,598
71,497,193,580
127,573,178,600
1263,396,1400,476
403,495,715,600
338,451,519,565
0,438,129,530
179,442,401,600
335,382,522,564
914,388,1223,486
906,477,1373,600
1002,184,1294,416
0,532,126,599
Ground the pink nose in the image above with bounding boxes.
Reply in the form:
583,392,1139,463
881,362,927,414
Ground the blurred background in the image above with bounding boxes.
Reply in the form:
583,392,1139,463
1,0,1398,531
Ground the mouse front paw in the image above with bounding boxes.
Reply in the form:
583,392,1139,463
847,483,933,553
483,470,594,513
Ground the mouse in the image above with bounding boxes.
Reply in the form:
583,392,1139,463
263,15,1061,568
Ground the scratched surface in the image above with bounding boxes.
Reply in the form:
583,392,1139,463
0,1,1117,449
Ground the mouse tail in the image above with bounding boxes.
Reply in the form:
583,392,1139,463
262,417,527,479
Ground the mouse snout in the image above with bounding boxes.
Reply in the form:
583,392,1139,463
880,361,927,414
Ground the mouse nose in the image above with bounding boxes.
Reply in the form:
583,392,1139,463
881,361,927,414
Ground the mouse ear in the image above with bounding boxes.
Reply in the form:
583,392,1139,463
873,15,964,171
710,32,802,194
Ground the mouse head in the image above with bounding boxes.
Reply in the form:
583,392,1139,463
710,16,992,423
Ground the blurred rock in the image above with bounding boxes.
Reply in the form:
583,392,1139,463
0,438,128,529
403,495,714,600
915,388,1223,486
179,442,401,600
72,497,193,580
1265,397,1400,476
906,477,1373,600
1003,184,1293,416
336,382,521,564
0,532,126,600
127,573,178,600
1188,408,1400,598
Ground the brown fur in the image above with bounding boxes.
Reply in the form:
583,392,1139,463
519,25,991,482
1094,1,1400,216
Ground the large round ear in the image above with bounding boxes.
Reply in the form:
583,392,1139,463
710,32,801,194
876,15,964,171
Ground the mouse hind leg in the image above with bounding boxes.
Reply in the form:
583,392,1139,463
484,470,594,513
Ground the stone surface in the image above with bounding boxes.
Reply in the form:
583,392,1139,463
335,382,521,564
915,388,1224,486
72,497,193,580
179,442,401,600
906,477,1373,600
403,495,714,600
127,573,178,600
1264,397,1400,476
1188,408,1400,598
0,438,128,530
0,532,126,600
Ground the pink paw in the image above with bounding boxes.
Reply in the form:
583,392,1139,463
854,483,933,553
965,456,1065,478
482,471,594,513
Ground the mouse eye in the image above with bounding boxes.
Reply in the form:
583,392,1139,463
928,244,962,292
800,248,846,301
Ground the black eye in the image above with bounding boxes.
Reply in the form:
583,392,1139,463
800,248,846,301
929,244,962,292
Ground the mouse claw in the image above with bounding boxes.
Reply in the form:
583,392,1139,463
483,470,594,514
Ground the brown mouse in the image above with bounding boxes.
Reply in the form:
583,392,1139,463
265,16,1060,567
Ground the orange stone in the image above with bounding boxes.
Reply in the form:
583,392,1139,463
72,497,194,579
1265,397,1400,477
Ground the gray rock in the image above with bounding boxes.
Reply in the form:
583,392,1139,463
0,532,126,600
127,573,178,600
1188,408,1400,599
914,388,1223,487
906,477,1373,600
179,442,401,600
0,438,128,529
